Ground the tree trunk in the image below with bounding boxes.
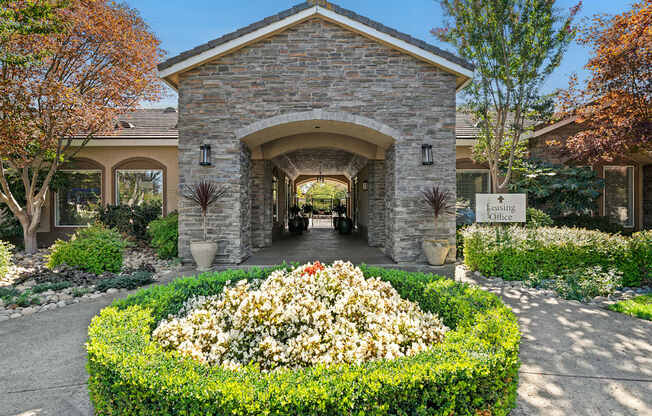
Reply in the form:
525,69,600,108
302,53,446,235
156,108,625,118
23,226,39,254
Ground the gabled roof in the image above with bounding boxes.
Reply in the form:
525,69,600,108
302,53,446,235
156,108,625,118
158,1,474,90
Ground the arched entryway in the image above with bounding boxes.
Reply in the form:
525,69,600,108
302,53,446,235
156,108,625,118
240,111,394,260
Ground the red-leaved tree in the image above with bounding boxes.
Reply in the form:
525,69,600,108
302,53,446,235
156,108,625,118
558,0,651,162
0,0,163,252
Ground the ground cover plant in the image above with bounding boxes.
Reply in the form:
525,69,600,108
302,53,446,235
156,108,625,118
47,225,127,274
608,294,652,321
463,225,648,289
87,263,520,415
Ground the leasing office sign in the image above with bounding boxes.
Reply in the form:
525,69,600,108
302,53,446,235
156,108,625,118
476,194,526,223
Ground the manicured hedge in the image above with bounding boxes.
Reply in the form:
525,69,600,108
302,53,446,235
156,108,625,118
463,225,649,287
87,265,520,415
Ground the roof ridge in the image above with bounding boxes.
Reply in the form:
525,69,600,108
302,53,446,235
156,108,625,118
157,1,473,73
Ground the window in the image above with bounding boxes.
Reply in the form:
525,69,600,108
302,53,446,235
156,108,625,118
456,170,491,211
604,166,635,227
55,170,102,227
115,169,163,207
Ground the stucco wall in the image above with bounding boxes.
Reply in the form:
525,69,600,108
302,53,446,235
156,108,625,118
177,17,457,263
37,146,179,241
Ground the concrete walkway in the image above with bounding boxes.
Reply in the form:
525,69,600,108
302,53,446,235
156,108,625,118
0,267,650,415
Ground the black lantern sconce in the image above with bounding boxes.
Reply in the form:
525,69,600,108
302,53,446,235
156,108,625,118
200,144,212,166
421,144,433,165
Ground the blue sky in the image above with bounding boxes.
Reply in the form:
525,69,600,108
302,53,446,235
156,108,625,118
126,0,632,108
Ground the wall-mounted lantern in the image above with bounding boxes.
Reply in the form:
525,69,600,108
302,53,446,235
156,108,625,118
421,144,433,165
362,181,368,191
200,144,212,166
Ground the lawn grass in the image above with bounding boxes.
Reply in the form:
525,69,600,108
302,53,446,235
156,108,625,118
608,294,652,321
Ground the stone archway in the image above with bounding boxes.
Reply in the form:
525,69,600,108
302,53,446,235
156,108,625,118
239,113,395,257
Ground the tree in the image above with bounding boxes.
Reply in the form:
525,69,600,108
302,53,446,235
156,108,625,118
0,0,68,65
0,0,163,253
435,0,580,192
557,0,651,162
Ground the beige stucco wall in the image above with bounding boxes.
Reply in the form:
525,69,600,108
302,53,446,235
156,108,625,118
38,146,179,233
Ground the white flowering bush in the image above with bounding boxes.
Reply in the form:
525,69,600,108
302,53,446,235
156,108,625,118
153,261,448,371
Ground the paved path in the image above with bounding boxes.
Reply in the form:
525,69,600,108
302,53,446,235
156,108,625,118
1,267,650,415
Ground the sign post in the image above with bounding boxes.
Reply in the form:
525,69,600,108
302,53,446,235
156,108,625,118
476,194,526,223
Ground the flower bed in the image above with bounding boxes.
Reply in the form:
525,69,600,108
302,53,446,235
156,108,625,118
87,263,521,415
463,225,649,287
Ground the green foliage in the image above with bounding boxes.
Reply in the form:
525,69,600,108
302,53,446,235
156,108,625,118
527,266,623,301
463,225,644,287
0,286,20,302
96,202,162,241
526,208,553,228
95,271,154,292
47,225,127,275
510,160,604,216
627,231,652,285
438,0,578,191
14,290,41,307
147,213,178,259
0,239,13,277
553,214,624,234
87,266,520,415
608,294,652,321
31,281,73,294
0,207,22,240
72,287,92,298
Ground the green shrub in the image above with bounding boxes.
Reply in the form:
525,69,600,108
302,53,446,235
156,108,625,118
87,266,520,416
553,214,624,234
47,225,127,275
96,202,162,241
462,225,643,286
147,213,178,259
627,231,651,285
527,266,623,301
608,294,652,321
0,286,20,303
72,287,92,297
526,208,553,228
0,240,13,277
95,271,155,292
32,281,73,294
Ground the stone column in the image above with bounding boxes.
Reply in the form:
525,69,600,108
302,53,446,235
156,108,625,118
250,159,273,249
367,160,385,247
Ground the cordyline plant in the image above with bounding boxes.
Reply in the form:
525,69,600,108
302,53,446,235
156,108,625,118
422,186,455,226
0,0,163,253
435,0,581,192
556,0,651,162
181,180,228,242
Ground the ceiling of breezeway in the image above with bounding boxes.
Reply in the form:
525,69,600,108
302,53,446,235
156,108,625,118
271,148,368,180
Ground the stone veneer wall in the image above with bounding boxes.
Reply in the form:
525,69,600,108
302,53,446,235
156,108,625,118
366,160,385,247
177,18,457,263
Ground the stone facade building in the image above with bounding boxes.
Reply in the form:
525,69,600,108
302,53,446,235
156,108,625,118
158,1,474,264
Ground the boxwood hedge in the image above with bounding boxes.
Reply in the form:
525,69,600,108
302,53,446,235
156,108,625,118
87,265,520,415
463,225,648,287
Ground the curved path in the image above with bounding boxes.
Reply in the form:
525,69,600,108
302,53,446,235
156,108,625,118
0,267,650,416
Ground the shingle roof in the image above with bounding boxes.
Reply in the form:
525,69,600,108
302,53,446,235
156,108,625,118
158,1,473,73
94,108,179,138
93,108,481,140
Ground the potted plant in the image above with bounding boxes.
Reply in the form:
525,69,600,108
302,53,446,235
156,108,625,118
288,205,304,234
422,186,455,266
333,203,346,230
181,180,228,271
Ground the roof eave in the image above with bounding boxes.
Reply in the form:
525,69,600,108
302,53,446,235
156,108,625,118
158,4,473,91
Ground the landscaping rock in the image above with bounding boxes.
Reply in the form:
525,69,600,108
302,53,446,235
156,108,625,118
106,288,119,295
22,307,37,315
56,301,66,308
10,313,21,319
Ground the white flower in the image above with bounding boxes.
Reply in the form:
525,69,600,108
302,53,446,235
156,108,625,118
153,261,448,372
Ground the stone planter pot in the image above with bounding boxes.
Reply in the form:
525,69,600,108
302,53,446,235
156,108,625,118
338,217,353,235
422,239,450,266
190,241,217,272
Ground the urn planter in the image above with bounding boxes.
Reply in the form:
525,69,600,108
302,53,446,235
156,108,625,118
190,241,217,271
422,239,450,266
338,217,353,235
